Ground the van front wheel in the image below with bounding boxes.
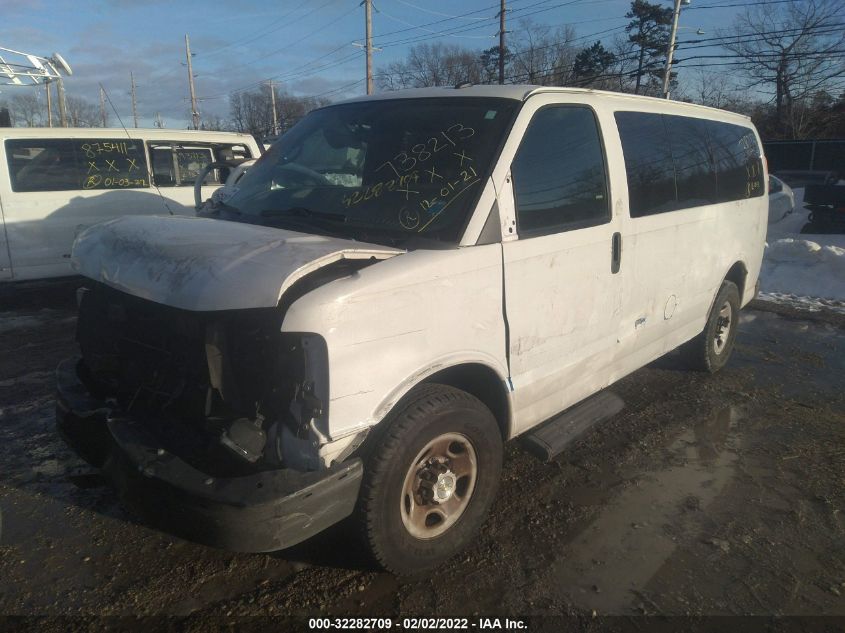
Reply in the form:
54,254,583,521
357,384,502,575
681,281,740,373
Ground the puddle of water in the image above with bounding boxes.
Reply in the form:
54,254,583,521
546,406,742,614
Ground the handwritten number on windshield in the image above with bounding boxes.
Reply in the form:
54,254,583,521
395,152,417,173
373,124,476,178
442,123,475,145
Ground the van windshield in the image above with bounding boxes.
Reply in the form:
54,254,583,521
222,97,518,246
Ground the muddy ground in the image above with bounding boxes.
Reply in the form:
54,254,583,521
0,282,843,625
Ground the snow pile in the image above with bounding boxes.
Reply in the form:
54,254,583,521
758,187,845,314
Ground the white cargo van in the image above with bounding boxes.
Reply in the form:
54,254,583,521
56,86,767,575
0,128,260,281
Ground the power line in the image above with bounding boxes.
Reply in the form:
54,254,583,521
158,0,844,124
198,51,364,101
687,0,800,9
375,7,495,39
214,4,359,78
394,0,490,21
197,2,336,60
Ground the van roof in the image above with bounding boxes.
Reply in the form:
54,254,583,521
336,84,752,123
0,127,259,143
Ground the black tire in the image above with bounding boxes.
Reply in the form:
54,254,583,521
356,383,503,576
681,281,740,373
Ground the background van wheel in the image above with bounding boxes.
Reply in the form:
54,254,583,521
356,384,502,576
681,281,740,373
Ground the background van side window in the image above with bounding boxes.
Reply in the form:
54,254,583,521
614,112,676,217
6,138,149,192
147,143,250,187
511,106,610,236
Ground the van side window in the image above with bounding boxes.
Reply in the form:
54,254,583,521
511,106,610,236
616,112,764,217
665,115,717,208
6,139,149,192
709,122,765,201
613,112,676,217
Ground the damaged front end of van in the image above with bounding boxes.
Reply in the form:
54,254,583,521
56,215,400,551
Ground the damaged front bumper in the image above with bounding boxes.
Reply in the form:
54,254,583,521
55,358,363,552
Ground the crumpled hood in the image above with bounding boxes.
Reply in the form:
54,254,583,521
72,215,402,311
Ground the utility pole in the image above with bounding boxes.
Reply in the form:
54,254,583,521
45,79,53,128
56,77,68,127
662,0,683,99
268,80,278,137
498,0,506,85
99,86,107,127
130,71,139,128
185,34,200,129
364,0,374,94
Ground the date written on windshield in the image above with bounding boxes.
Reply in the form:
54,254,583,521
404,165,480,232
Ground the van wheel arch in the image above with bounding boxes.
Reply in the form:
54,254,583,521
723,261,748,306
420,364,512,442
358,363,512,462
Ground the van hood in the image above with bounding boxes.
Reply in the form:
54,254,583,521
72,215,403,311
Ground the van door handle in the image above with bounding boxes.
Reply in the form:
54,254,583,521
611,232,622,274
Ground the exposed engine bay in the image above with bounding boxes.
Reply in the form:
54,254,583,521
73,263,369,476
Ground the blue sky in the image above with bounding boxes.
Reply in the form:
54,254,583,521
1,0,744,128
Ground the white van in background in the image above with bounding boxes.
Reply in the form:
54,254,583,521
0,128,260,281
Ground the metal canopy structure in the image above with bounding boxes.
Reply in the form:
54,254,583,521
0,47,72,86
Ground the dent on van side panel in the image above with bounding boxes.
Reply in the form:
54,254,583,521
280,244,509,443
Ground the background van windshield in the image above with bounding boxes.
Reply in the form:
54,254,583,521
225,97,518,244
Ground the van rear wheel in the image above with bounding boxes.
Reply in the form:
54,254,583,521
681,280,740,373
356,384,502,576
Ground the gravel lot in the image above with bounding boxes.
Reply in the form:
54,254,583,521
1,282,843,624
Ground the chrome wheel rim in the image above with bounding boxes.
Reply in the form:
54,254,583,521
713,301,733,356
400,432,477,540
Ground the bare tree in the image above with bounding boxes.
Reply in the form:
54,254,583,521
605,34,640,93
10,92,43,126
722,0,845,137
509,20,578,86
199,115,228,131
229,87,328,137
65,95,101,127
377,43,483,90
686,72,740,109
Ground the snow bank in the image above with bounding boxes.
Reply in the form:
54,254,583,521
759,187,845,313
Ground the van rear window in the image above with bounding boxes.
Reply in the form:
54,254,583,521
614,112,764,217
5,138,150,192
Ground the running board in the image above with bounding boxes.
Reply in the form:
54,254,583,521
521,391,625,462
